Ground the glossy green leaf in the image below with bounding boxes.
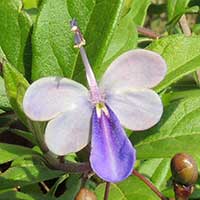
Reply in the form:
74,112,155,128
0,190,56,200
0,0,32,79
95,176,159,200
167,0,190,21
3,60,29,124
0,143,38,164
0,113,16,128
58,174,81,200
132,96,200,160
102,13,137,68
0,156,63,190
9,129,36,144
0,76,11,111
32,0,124,83
0,191,35,200
139,158,171,190
23,0,39,9
48,174,69,197
129,0,151,25
147,35,200,92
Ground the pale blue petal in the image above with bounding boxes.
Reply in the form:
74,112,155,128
45,100,93,155
90,105,136,182
100,49,167,91
23,77,89,121
105,88,163,131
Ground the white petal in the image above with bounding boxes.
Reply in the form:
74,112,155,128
23,77,89,121
45,101,92,155
100,49,167,90
105,88,163,131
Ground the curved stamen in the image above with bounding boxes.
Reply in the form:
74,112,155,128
70,19,103,104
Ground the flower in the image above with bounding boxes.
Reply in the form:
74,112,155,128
23,20,167,183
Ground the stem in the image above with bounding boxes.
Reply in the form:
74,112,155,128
27,119,91,174
40,181,50,192
58,156,65,163
173,182,193,200
27,120,49,153
179,15,191,36
137,26,161,39
103,182,111,200
44,152,91,173
132,170,168,200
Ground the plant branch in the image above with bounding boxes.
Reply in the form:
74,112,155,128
137,26,161,39
179,15,191,36
104,182,111,200
132,170,168,200
44,152,91,173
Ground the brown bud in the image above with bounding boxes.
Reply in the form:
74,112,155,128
171,153,198,185
75,188,97,200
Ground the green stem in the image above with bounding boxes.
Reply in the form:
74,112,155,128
27,120,49,153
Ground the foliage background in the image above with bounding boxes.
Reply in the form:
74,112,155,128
0,0,200,199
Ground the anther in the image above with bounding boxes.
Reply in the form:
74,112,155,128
70,19,86,48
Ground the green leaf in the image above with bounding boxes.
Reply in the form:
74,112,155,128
132,96,200,160
58,174,81,200
0,76,11,111
0,113,16,128
147,35,200,92
23,0,40,9
102,13,138,67
3,60,29,124
9,129,36,145
32,0,124,83
138,158,171,190
0,0,32,79
48,174,68,197
0,156,63,190
0,191,35,200
129,0,151,25
167,0,190,21
95,176,159,200
0,143,38,164
0,190,56,200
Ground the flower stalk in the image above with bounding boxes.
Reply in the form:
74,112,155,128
104,182,111,200
132,170,168,200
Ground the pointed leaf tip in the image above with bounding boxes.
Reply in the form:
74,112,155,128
90,104,136,182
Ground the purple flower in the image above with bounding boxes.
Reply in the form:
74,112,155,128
23,21,167,183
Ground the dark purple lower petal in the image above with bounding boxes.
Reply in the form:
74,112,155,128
90,104,136,182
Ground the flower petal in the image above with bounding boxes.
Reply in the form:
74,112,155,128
23,77,89,121
90,104,136,182
45,100,92,155
105,88,163,131
100,49,167,90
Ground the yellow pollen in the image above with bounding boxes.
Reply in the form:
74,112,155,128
96,103,109,118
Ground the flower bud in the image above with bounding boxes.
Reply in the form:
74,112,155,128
75,188,97,200
170,153,198,185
